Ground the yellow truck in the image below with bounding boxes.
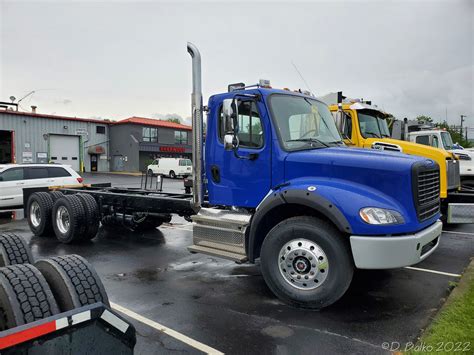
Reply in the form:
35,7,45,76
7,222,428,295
321,92,474,223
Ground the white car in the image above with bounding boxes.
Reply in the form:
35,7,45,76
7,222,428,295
147,158,192,178
0,164,83,209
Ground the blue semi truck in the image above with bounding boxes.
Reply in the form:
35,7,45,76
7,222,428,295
24,43,442,308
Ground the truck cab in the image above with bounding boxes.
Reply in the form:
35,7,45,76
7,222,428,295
408,130,474,187
326,101,460,198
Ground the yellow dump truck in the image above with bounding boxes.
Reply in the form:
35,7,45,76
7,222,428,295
320,92,474,223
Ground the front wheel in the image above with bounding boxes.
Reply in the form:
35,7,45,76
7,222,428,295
147,169,154,176
260,216,353,309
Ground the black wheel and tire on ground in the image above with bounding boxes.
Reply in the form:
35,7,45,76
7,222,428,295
51,195,87,243
35,254,109,312
0,264,60,331
169,170,176,179
147,169,154,176
0,232,34,267
76,193,100,240
27,192,54,237
260,216,354,309
49,190,64,202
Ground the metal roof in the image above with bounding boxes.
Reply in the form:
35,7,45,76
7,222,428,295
0,109,110,124
115,116,192,131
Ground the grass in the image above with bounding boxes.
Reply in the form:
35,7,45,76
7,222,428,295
406,260,474,354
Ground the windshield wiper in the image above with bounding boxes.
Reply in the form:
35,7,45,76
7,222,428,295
327,140,345,146
364,131,381,138
287,138,330,148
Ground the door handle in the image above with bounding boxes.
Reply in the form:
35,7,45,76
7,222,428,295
16,182,25,185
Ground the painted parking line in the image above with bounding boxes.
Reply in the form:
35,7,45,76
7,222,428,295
442,230,474,236
110,302,224,355
404,266,462,278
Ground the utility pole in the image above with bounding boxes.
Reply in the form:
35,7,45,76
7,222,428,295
460,115,466,130
460,115,466,140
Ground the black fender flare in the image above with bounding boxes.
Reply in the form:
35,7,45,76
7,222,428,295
247,188,352,262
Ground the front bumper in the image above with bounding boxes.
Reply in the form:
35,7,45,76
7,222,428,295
350,220,442,269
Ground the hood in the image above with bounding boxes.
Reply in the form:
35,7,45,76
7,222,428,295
363,138,455,160
284,147,436,217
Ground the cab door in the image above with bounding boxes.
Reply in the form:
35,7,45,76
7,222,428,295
206,98,272,207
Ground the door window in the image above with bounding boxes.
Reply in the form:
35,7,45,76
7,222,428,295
416,135,430,146
219,101,264,148
432,136,439,148
0,168,24,181
342,112,352,139
27,167,49,179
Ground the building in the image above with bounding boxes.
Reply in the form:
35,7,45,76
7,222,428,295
109,116,192,172
0,108,110,172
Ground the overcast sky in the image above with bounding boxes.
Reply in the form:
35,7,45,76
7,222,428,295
0,0,472,129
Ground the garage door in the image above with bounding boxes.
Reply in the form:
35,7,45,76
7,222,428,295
50,135,80,171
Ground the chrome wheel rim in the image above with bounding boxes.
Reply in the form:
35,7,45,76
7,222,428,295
279,238,329,290
56,206,70,234
30,201,41,227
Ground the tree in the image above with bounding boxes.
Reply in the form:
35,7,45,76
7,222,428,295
167,118,181,124
436,122,472,148
416,115,433,124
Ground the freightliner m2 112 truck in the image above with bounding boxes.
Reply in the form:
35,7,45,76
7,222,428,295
24,44,442,308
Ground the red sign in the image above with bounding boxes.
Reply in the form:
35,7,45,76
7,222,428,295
159,146,186,153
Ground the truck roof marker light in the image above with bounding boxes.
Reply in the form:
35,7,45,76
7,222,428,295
259,79,271,88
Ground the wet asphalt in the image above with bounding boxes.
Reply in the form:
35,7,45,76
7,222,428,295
1,173,473,355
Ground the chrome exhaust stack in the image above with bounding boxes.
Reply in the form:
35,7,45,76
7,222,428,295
187,42,203,210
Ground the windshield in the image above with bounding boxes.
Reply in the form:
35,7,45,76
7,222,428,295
441,132,454,150
357,110,391,138
269,94,343,150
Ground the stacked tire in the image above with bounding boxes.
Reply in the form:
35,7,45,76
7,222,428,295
0,232,109,331
27,192,100,243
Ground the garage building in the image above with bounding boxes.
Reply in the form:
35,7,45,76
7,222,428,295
0,108,110,172
109,116,192,172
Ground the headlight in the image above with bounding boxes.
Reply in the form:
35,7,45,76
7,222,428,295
359,207,404,225
455,153,472,161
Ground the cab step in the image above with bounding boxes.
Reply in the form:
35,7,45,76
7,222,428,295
188,207,251,263
188,245,248,263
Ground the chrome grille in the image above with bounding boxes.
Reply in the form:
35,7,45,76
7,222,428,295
446,159,461,190
414,168,440,221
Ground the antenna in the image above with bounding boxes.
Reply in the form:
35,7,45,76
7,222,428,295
291,61,313,94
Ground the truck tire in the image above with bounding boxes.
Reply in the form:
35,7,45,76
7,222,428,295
49,190,64,202
0,264,60,331
260,216,354,309
35,255,109,312
76,193,100,240
147,169,154,176
27,192,54,237
169,170,176,179
0,232,34,267
52,195,87,243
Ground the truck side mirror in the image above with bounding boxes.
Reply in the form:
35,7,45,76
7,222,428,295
222,98,239,151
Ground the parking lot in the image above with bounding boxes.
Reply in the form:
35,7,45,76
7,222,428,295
1,173,473,354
